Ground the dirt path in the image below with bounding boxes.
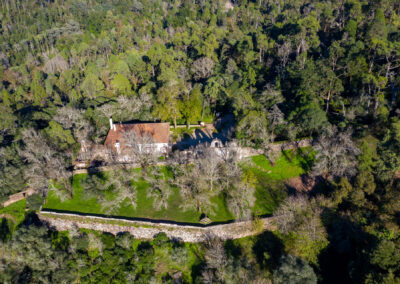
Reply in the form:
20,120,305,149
38,211,276,242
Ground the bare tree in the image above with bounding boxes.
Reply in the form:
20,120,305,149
172,154,220,215
268,104,286,142
98,103,115,120
197,146,222,191
19,129,73,199
219,157,256,220
226,181,256,220
53,106,94,154
274,195,310,234
273,195,328,263
145,168,172,210
122,130,160,169
192,57,214,80
43,53,69,74
277,41,292,69
201,234,260,283
312,126,360,178
83,170,137,214
114,94,152,122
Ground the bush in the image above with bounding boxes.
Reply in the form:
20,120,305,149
26,194,44,211
273,254,317,284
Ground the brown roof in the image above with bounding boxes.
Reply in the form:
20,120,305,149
104,122,170,149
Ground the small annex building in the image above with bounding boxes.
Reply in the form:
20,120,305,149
104,119,171,159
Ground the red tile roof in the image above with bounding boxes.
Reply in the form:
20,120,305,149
104,122,170,150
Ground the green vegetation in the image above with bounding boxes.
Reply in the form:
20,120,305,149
44,171,234,223
244,149,314,216
1,0,400,282
44,149,312,222
249,148,314,180
0,199,26,225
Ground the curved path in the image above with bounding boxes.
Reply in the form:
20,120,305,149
38,211,276,242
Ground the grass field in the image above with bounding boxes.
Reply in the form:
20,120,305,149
44,148,314,223
44,170,234,224
0,198,26,225
244,148,315,216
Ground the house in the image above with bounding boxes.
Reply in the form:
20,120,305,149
104,118,171,160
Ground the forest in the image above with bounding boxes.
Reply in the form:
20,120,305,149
1,0,400,283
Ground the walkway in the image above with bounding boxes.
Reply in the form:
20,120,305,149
38,211,276,242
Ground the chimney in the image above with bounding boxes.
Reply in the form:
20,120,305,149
115,140,121,155
109,118,113,130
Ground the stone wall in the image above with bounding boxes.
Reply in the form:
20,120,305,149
39,211,276,242
2,188,35,207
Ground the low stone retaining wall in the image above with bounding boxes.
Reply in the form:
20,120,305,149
2,188,34,207
269,138,313,152
38,211,275,242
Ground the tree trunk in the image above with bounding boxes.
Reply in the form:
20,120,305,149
325,91,331,113
173,116,177,129
201,99,205,120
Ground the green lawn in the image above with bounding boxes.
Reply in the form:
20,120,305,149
243,148,315,216
0,199,26,224
44,148,313,223
44,170,233,224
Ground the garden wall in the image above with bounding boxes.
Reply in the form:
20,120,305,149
38,211,276,242
2,188,34,207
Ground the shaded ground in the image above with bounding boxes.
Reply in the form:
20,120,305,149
285,175,319,193
173,114,235,150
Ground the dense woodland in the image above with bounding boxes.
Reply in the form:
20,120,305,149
1,0,400,283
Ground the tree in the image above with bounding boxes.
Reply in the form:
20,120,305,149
204,76,223,116
191,57,214,80
180,88,202,127
295,104,329,136
268,104,285,142
153,85,182,128
273,255,317,284
43,121,76,151
81,73,105,99
312,126,360,178
377,119,400,184
111,74,132,96
370,240,400,271
274,195,329,264
236,110,269,147
0,104,16,142
121,129,161,169
19,128,73,198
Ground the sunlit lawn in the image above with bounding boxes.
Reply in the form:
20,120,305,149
244,148,315,216
0,198,26,225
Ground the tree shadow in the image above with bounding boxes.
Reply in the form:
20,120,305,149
318,209,379,283
252,231,285,271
